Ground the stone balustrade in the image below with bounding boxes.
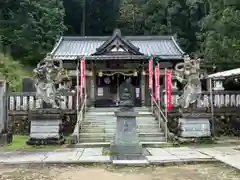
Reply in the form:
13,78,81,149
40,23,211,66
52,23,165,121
163,91,240,108
8,92,76,111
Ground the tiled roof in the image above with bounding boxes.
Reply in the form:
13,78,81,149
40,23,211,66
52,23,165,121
51,35,185,60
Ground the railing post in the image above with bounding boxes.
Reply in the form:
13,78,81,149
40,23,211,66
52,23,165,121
84,95,87,115
164,119,168,142
77,112,81,143
209,78,215,137
150,90,153,113
158,110,161,130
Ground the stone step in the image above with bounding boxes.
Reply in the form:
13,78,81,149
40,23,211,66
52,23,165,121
81,128,161,134
73,141,167,148
82,123,160,129
85,113,115,116
84,117,157,121
79,137,112,143
79,132,164,138
83,121,159,126
85,116,156,120
83,120,158,124
79,136,165,143
85,114,153,118
139,136,166,141
88,107,150,112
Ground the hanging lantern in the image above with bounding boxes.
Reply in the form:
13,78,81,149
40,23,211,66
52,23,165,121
133,71,138,77
98,71,103,77
104,77,111,84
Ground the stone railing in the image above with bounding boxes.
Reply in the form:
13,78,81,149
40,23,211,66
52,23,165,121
8,92,76,111
162,91,240,108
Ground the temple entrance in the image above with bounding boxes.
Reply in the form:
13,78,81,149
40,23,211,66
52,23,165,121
95,72,141,107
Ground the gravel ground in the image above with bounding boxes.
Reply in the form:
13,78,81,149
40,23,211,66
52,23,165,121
0,163,239,180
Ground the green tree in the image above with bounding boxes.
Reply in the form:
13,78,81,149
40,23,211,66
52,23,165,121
0,0,66,65
142,0,168,35
86,0,120,35
63,0,83,35
117,0,145,35
201,0,240,70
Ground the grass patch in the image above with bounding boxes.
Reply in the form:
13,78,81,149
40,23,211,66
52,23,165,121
0,135,69,151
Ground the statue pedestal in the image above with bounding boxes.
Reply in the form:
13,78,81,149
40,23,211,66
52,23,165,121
26,109,65,145
0,133,13,145
110,110,142,157
178,114,211,138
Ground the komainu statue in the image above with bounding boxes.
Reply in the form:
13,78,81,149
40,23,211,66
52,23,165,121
33,54,65,108
174,55,202,113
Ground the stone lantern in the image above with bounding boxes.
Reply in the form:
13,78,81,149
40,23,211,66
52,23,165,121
110,78,143,159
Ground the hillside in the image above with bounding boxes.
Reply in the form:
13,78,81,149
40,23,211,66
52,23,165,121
0,53,31,91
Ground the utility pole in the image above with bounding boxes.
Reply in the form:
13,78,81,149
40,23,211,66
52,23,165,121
81,0,86,36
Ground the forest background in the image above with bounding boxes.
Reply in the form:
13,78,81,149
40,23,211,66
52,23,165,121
0,0,239,90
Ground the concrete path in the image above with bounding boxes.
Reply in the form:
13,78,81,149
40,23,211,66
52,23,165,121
0,148,111,164
1,146,240,167
146,147,213,164
197,146,240,170
0,147,218,165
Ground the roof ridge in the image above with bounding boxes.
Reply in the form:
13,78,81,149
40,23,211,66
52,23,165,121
171,36,185,54
62,35,174,41
50,36,63,55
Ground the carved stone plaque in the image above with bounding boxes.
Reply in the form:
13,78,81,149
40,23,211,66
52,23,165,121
111,111,142,155
179,117,211,138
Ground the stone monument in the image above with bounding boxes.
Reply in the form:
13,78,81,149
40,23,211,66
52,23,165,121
22,78,36,92
0,80,12,145
110,78,143,160
26,55,66,145
174,55,211,138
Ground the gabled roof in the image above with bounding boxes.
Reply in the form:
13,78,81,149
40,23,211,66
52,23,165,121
51,29,185,60
93,29,142,55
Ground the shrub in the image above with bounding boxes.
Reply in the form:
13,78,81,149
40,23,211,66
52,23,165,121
0,53,31,91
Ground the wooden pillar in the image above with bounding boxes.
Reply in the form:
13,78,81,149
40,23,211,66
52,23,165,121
141,70,146,106
89,62,95,106
145,74,150,106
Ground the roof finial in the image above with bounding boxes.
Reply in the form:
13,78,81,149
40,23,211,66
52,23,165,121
113,29,121,37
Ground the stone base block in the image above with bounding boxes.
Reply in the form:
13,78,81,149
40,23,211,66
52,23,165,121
69,134,78,144
0,133,13,145
110,143,143,155
178,117,211,138
26,136,65,146
111,154,146,161
27,109,65,146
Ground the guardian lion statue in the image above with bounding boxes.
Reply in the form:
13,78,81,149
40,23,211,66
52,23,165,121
33,55,65,108
174,55,202,113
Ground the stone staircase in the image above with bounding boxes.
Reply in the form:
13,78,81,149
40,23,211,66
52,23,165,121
79,107,165,144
